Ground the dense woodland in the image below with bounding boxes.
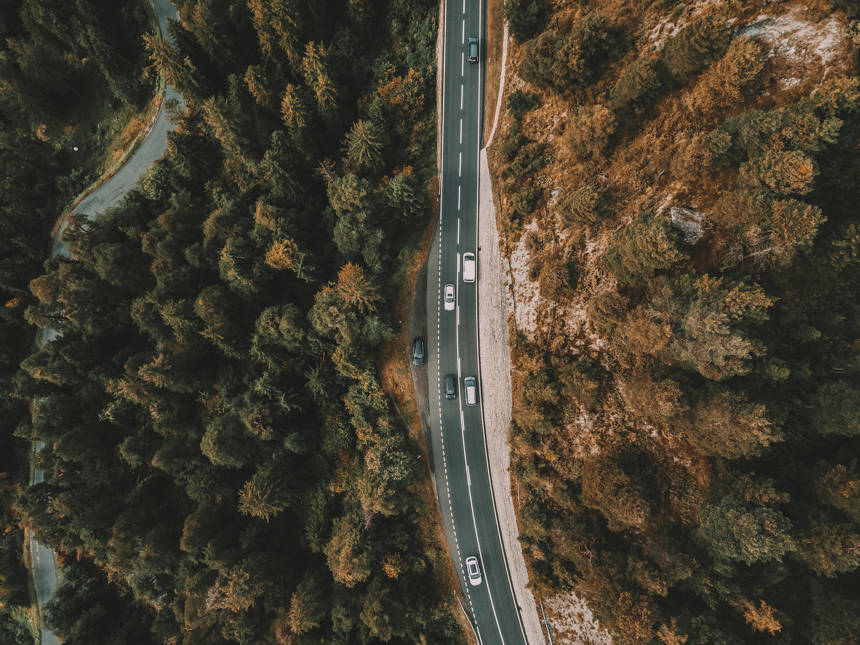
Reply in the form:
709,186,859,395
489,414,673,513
0,1,157,642
0,0,455,643
496,0,860,643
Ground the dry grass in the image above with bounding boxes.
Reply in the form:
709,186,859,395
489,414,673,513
483,0,505,144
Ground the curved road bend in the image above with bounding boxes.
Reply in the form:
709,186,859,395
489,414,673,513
31,1,182,642
426,1,529,644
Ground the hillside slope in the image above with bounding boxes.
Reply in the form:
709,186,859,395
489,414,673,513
490,0,860,642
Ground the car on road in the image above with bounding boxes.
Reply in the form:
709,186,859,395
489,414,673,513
468,37,479,62
412,338,424,366
464,376,477,406
445,375,456,399
444,284,455,310
466,556,482,585
463,253,476,283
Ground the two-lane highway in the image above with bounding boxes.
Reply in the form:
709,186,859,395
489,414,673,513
426,1,530,643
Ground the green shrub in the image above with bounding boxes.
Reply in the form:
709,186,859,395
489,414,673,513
610,57,662,113
521,16,617,93
660,15,730,82
508,90,540,119
510,188,539,220
503,141,548,178
601,212,686,285
504,0,550,42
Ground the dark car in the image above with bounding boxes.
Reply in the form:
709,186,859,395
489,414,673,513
468,37,479,62
412,338,424,366
445,374,456,399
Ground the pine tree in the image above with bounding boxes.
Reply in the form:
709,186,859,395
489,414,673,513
344,120,385,173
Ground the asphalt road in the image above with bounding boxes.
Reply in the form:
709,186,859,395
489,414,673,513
29,1,181,641
425,2,530,643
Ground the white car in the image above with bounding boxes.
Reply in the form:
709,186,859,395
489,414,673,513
466,556,482,586
464,376,477,406
463,252,476,283
444,284,455,311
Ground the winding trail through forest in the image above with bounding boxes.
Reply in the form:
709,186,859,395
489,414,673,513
29,1,181,642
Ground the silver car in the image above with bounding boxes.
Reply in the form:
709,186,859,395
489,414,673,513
444,284,455,311
466,556,482,586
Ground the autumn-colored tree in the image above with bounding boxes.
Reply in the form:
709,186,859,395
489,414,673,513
740,150,818,196
336,263,381,313
248,0,303,62
281,84,311,143
238,463,295,522
650,274,772,380
795,519,860,577
301,42,339,122
691,388,781,459
581,455,650,530
691,38,763,114
288,574,326,634
741,600,782,635
325,515,373,587
815,462,860,523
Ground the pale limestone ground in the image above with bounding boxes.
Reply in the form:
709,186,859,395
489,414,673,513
738,8,851,87
478,149,546,645
545,592,612,645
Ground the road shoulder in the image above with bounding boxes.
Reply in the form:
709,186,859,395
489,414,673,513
477,148,546,645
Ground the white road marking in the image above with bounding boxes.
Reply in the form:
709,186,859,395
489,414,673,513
457,217,461,244
460,119,463,143
463,0,465,12
462,20,465,43
456,305,459,326
460,85,463,110
467,466,471,487
462,53,465,76
458,185,461,210
459,152,462,177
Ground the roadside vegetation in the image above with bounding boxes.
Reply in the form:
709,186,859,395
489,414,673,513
493,0,860,642
2,0,461,643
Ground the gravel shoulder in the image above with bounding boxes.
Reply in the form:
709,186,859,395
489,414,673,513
477,148,546,645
